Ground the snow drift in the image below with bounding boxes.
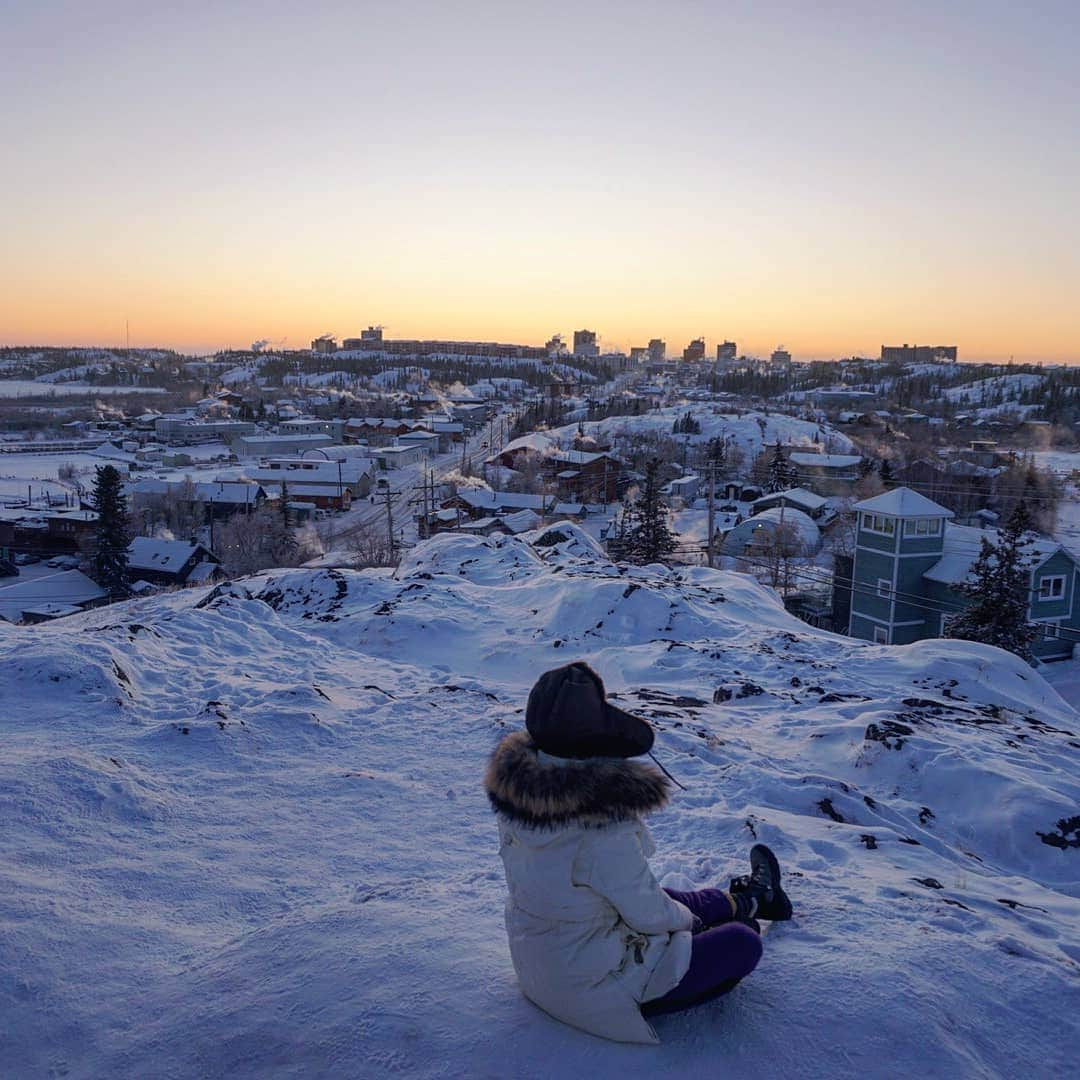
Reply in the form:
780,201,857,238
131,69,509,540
1,524,1077,1078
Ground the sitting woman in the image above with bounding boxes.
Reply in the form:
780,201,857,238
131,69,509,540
484,661,791,1044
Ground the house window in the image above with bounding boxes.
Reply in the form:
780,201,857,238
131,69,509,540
903,518,942,537
1040,621,1062,639
861,513,895,536
1038,575,1066,601
877,579,892,598
873,626,889,644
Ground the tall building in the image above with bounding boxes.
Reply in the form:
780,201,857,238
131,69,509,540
770,346,792,365
545,333,567,356
717,341,737,363
573,329,600,358
647,339,666,363
310,335,337,354
683,338,706,363
881,344,958,364
629,347,648,365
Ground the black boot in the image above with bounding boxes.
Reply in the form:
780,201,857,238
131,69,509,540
729,843,793,922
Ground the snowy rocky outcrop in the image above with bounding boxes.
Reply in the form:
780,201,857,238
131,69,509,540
549,409,856,460
1,524,1077,1077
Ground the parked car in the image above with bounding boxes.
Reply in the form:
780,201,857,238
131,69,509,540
14,553,41,565
46,555,80,569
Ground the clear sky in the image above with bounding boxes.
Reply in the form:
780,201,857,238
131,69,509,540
2,0,1078,361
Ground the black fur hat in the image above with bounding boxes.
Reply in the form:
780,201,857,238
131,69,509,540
525,661,654,759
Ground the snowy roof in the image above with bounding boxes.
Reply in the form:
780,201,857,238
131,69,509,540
459,516,499,532
455,490,550,512
92,442,134,461
923,524,1066,585
748,507,821,547
550,449,609,466
722,507,820,554
789,452,862,468
186,560,220,583
130,479,266,504
854,487,954,518
499,509,542,534
262,482,348,498
751,487,827,512
0,570,108,623
128,538,210,573
498,432,554,456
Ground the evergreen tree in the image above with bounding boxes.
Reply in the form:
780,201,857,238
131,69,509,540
623,458,677,565
944,501,1038,661
90,465,131,598
766,440,794,493
280,480,291,526
878,459,894,487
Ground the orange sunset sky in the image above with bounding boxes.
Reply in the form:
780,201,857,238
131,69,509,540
2,2,1077,363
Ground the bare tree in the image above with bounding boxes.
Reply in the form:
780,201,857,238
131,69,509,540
749,520,806,592
215,507,319,576
341,520,397,568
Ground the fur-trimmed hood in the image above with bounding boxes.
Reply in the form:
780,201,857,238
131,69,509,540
484,728,669,829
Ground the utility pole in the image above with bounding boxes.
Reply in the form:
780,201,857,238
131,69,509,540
380,480,395,557
707,463,716,568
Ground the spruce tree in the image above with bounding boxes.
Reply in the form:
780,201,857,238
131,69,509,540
90,465,131,598
624,458,677,565
766,440,794,493
280,480,291,523
879,459,894,487
944,501,1038,661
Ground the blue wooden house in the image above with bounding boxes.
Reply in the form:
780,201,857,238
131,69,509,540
848,487,1080,661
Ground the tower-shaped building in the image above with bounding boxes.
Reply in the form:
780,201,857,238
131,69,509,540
848,488,953,644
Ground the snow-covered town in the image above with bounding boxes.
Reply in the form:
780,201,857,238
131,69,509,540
3,340,1080,659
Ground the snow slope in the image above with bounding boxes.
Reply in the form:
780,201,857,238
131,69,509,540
549,409,855,462
1,526,1077,1079
943,373,1045,403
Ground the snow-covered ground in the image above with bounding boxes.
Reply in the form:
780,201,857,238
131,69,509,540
943,373,1045,403
1,526,1076,1078
0,380,165,398
548,409,855,462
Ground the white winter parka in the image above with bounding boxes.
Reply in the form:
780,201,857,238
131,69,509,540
484,730,694,1044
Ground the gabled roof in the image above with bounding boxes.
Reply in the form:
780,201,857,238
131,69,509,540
751,487,827,512
128,537,215,573
854,487,954,518
923,523,1067,585
789,452,862,468
453,490,550,512
0,570,108,623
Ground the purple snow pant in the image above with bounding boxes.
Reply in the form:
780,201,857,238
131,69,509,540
641,888,763,1016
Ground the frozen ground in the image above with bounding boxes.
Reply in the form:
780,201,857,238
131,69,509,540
0,380,165,398
0,526,1076,1078
547,409,855,461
